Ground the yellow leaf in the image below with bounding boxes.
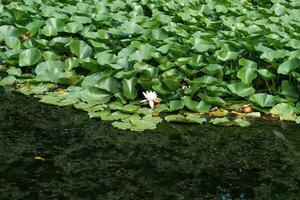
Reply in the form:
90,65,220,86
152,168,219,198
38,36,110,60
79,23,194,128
231,111,246,118
208,109,228,117
34,156,45,161
280,114,297,121
241,104,253,113
246,112,261,118
57,88,67,94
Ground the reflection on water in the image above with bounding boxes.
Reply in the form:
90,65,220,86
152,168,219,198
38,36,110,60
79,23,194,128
0,88,300,199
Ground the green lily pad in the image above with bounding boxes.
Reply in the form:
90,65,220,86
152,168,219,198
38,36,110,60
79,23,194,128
186,115,207,124
250,93,275,107
19,48,42,67
295,116,300,124
169,100,184,112
100,111,130,121
80,87,112,104
70,40,93,59
0,75,16,86
277,58,300,75
7,67,21,76
227,82,255,97
199,93,226,107
165,114,191,123
64,22,83,33
95,77,120,93
209,117,232,126
5,36,21,49
17,83,54,95
270,103,294,116
0,25,20,41
216,48,239,61
112,114,162,132
237,60,257,84
233,118,251,127
35,61,78,84
182,96,211,113
122,77,138,100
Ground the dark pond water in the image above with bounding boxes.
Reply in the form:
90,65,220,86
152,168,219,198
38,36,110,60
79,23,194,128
0,87,300,200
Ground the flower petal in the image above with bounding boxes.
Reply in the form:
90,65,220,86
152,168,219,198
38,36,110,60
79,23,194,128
149,100,154,109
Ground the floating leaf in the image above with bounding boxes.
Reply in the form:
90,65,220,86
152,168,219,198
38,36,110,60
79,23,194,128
70,16,92,24
121,21,143,35
279,80,298,99
260,49,288,62
129,43,156,62
38,93,77,107
95,77,120,93
5,36,21,49
0,25,19,41
43,51,60,61
216,48,239,61
81,72,111,88
209,117,232,126
270,103,294,116
233,118,251,127
296,116,300,124
101,111,130,121
246,112,261,118
199,93,226,106
95,51,117,66
208,109,228,117
42,25,58,36
162,78,180,91
257,69,276,80
186,115,207,124
64,22,83,33
119,104,140,114
46,18,65,31
250,93,275,107
7,67,21,76
227,82,255,97
35,61,75,83
169,100,184,112
239,58,257,68
80,87,111,104
19,48,42,67
192,38,215,52
165,114,192,123
277,58,300,75
122,77,138,100
182,96,211,113
286,39,300,49
279,115,297,121
112,121,134,131
70,40,93,59
112,114,162,131
17,83,54,95
237,62,257,84
0,75,16,86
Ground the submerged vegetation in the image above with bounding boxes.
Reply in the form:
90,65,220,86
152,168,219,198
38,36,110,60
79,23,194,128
0,0,300,131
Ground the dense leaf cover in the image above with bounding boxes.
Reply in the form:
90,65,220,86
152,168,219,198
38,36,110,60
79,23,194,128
0,0,300,130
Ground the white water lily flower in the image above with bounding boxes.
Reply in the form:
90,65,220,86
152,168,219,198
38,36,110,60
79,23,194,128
141,91,159,109
181,84,190,90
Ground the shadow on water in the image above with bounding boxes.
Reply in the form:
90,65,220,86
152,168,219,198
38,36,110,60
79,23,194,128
0,87,300,199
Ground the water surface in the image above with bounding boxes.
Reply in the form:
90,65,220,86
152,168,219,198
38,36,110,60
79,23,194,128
0,87,300,199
